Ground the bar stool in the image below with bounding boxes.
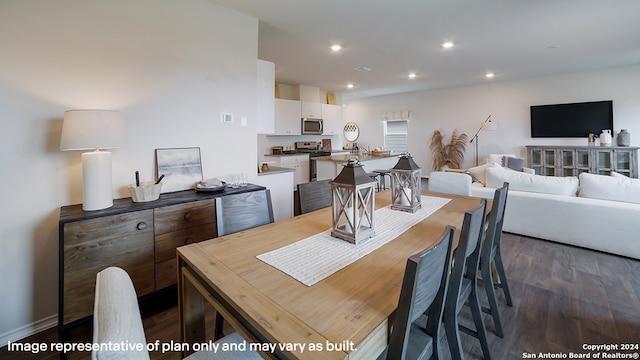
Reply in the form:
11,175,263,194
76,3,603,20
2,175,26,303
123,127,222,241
367,172,381,192
373,169,391,190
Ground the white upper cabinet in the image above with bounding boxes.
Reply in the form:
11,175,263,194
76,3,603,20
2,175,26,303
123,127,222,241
301,102,322,119
274,99,301,135
257,60,275,134
321,104,342,136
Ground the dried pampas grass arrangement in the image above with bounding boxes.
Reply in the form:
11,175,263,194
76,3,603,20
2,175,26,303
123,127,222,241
430,129,469,170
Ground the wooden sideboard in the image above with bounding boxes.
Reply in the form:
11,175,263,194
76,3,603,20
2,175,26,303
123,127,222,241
58,184,265,336
526,145,639,178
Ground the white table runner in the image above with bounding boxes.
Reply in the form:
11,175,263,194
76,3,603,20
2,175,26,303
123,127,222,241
257,195,451,286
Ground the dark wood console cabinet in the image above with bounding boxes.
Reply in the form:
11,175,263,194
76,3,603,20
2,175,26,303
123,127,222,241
58,184,265,336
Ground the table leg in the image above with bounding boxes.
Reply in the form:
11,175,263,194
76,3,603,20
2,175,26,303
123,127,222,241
179,264,205,358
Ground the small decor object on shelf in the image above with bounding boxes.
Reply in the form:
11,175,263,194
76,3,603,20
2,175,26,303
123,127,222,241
588,133,597,146
618,129,631,147
600,129,612,146
330,160,376,244
390,153,422,213
128,182,162,202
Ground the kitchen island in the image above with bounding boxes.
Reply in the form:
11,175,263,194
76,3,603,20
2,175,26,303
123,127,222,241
315,152,399,181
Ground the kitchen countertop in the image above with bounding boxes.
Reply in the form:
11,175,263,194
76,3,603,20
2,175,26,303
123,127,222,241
257,166,295,176
264,153,310,157
315,153,399,163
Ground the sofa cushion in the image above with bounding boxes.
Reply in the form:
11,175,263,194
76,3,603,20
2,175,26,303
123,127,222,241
578,172,640,204
611,171,628,178
487,153,516,166
505,156,525,172
467,162,498,186
486,166,579,196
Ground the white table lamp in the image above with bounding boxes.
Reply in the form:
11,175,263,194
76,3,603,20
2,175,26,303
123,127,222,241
60,110,126,211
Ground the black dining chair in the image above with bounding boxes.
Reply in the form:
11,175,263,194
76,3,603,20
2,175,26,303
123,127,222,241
377,226,456,360
479,182,512,338
297,179,332,214
216,189,274,236
444,199,492,360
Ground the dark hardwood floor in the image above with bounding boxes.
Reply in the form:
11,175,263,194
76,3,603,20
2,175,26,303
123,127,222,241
2,233,639,360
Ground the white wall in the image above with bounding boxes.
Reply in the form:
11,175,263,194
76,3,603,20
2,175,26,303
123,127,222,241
0,0,259,343
343,64,640,173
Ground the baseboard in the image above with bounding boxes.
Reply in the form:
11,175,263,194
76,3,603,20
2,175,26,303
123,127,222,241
0,314,57,347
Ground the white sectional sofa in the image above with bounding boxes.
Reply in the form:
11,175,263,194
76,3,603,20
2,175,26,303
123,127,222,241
469,164,640,260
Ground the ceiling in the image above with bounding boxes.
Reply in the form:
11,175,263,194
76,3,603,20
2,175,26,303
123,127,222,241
207,0,640,100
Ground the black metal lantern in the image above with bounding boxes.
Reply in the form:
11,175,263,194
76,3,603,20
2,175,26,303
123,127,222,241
391,153,422,213
330,160,376,244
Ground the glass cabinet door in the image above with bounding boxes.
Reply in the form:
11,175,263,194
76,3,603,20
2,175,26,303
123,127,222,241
595,149,613,175
529,148,543,175
543,149,556,176
614,150,632,176
576,149,590,176
561,150,575,176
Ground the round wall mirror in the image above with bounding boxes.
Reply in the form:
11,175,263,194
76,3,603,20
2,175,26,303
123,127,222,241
343,122,360,142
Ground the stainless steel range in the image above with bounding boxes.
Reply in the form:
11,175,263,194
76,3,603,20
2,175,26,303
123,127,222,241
295,142,331,181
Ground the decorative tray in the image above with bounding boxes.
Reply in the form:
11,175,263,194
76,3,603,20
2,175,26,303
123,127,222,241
195,181,226,192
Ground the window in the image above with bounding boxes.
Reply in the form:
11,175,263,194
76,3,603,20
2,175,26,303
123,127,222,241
384,120,408,153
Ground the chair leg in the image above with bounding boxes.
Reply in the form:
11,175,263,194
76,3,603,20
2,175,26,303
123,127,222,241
481,260,504,338
444,306,464,360
494,252,513,306
469,288,493,360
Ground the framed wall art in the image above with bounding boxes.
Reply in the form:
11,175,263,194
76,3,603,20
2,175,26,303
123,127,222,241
155,147,203,193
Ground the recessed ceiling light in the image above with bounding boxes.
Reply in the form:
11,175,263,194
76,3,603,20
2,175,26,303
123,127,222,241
442,41,454,49
486,72,495,79
330,44,342,51
347,83,354,89
354,66,372,72
408,73,417,79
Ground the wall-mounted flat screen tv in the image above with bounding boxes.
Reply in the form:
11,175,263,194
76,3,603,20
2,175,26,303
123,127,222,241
530,100,613,138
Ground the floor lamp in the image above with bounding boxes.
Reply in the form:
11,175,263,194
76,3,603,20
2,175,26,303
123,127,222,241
470,115,498,166
60,110,126,211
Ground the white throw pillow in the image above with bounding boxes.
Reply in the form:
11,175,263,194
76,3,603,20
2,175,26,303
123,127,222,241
610,171,628,178
578,172,640,204
486,166,579,196
467,162,498,186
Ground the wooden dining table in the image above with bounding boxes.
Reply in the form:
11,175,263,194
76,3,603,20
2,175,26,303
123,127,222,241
177,190,487,360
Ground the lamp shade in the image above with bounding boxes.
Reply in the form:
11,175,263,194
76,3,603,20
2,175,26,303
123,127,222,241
481,118,499,131
60,110,126,151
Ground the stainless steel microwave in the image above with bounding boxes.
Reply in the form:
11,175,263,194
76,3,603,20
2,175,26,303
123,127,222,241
302,118,323,135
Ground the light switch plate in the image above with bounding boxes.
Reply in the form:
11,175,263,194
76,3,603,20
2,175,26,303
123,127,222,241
221,112,233,124
241,116,247,127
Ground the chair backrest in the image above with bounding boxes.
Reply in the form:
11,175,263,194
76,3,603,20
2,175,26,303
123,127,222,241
385,226,456,359
93,267,150,360
297,179,332,214
428,171,472,196
216,189,274,236
446,199,487,311
481,182,509,263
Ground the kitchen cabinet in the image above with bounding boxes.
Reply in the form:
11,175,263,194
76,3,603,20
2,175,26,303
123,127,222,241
301,101,322,118
274,99,301,135
264,154,310,190
321,103,342,136
255,167,295,221
257,60,275,134
58,185,265,336
526,145,638,178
